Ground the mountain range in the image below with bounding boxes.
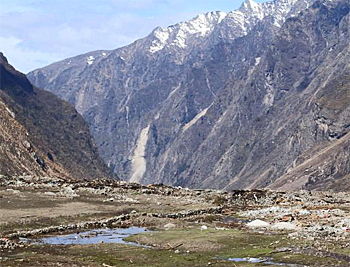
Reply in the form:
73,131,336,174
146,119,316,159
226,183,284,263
27,0,350,191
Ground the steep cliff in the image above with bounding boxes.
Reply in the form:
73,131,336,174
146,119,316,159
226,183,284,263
0,53,111,180
28,0,350,191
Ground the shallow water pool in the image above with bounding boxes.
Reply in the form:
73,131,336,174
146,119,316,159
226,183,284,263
228,257,301,266
21,227,148,246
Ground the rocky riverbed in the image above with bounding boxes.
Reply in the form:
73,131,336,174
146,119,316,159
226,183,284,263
1,176,349,266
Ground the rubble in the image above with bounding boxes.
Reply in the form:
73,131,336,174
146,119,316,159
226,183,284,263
236,191,350,242
0,238,24,250
0,175,349,252
271,222,298,231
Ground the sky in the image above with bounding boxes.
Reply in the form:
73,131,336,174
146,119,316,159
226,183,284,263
0,0,265,73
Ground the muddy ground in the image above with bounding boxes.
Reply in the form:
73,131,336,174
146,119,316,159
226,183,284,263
0,176,349,266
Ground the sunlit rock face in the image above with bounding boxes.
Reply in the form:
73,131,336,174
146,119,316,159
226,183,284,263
28,0,350,191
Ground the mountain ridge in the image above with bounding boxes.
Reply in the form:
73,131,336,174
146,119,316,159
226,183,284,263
27,0,350,191
0,52,112,180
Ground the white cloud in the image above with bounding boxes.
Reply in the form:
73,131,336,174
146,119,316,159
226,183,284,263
0,35,59,73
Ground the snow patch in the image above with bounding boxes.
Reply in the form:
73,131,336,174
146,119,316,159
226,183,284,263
255,57,261,66
148,0,301,54
150,28,171,53
154,112,160,120
224,0,300,40
102,52,107,56
240,0,264,20
217,11,227,23
149,11,227,53
130,125,150,183
87,56,95,65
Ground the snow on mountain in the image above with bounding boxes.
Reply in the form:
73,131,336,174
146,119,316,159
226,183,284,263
217,0,305,40
28,0,346,191
149,11,227,53
148,0,306,53
87,56,95,65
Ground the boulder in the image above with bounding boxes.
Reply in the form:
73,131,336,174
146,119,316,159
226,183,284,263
200,225,208,231
247,219,270,228
164,223,176,230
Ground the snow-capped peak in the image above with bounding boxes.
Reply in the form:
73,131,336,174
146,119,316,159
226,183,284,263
218,0,303,39
148,0,310,53
149,11,227,53
239,0,264,17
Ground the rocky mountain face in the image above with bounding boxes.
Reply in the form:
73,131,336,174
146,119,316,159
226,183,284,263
28,0,350,191
0,53,111,180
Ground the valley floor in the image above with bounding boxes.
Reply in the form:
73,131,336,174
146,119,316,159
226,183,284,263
0,176,349,267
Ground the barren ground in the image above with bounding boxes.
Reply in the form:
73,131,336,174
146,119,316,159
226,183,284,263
0,176,349,267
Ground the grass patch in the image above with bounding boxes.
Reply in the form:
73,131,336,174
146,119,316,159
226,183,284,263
1,227,348,267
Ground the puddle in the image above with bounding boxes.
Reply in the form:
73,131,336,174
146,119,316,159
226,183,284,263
229,258,266,263
228,257,301,266
20,227,149,246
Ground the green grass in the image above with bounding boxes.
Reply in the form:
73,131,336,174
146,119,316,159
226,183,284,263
1,225,348,266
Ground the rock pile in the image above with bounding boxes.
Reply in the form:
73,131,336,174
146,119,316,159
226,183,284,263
0,238,24,250
1,175,349,250
239,193,350,242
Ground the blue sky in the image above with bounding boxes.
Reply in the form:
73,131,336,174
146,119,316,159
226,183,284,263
0,0,265,73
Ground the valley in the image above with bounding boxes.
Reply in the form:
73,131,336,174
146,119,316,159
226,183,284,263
1,0,350,265
27,0,350,191
1,176,349,266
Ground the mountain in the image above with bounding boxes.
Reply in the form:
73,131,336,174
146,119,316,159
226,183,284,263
28,0,350,191
0,53,111,180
